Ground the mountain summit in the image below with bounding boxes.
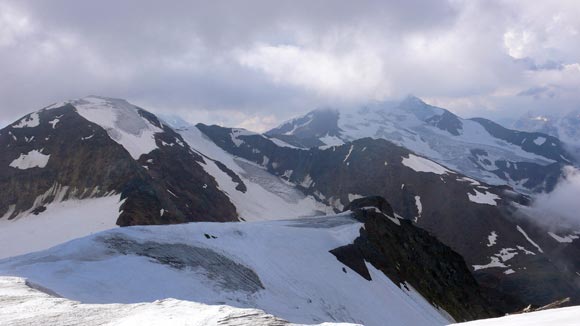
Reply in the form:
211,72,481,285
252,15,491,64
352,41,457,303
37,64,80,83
266,97,576,194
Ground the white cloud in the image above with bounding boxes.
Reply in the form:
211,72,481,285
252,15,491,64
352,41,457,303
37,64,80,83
237,43,389,101
0,3,32,47
528,166,580,230
0,0,579,128
237,114,278,133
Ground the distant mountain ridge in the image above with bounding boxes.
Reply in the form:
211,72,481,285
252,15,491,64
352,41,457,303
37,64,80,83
514,110,580,160
266,96,576,194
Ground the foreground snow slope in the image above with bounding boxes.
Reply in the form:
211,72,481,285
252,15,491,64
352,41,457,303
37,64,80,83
0,195,122,259
0,277,355,326
452,306,580,326
0,214,451,326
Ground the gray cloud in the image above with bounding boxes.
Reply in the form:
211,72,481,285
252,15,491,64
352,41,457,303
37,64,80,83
527,167,580,230
517,86,555,99
0,0,579,131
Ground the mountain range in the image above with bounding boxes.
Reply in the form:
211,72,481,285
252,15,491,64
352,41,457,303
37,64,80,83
1,95,579,325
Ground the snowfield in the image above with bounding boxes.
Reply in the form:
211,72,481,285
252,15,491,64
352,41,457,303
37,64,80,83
176,125,332,220
452,306,580,326
0,214,452,326
0,196,122,259
0,277,356,326
70,96,162,160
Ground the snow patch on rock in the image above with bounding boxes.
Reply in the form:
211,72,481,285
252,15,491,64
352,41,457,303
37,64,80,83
548,232,579,243
467,189,499,206
12,112,40,129
486,231,497,247
533,136,547,146
401,154,450,175
9,150,50,169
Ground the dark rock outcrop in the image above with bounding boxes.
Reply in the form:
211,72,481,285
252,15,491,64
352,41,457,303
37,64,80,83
331,196,500,322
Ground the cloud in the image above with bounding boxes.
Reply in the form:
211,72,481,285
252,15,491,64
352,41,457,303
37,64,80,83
517,86,555,99
0,0,579,131
528,166,580,230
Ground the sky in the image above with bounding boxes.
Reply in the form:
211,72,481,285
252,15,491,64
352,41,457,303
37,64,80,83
0,0,579,131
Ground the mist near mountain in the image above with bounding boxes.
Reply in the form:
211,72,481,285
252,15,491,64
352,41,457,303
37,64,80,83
528,166,580,230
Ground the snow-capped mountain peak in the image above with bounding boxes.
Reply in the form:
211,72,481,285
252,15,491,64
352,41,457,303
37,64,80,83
45,96,163,159
266,97,575,193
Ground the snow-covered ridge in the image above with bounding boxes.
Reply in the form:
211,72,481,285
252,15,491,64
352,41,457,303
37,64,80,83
0,277,354,326
52,96,163,159
0,215,452,326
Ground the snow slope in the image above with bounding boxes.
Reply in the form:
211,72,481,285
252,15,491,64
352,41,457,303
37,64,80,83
452,306,580,326
175,125,331,220
0,196,122,259
61,96,162,159
0,277,354,326
0,214,452,326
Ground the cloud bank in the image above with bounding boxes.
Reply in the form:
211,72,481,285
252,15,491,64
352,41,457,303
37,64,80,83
529,166,580,230
0,0,579,131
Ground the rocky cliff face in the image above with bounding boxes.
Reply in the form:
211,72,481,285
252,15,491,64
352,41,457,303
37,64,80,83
0,97,238,226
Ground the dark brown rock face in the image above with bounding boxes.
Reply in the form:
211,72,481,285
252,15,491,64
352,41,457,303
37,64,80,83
0,103,238,226
332,196,500,322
